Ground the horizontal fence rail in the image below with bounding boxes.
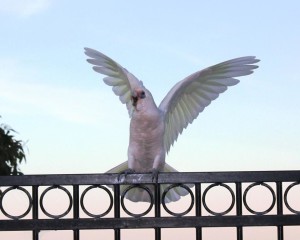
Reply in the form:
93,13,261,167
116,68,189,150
0,171,300,240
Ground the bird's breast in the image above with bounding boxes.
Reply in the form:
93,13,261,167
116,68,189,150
128,106,166,172
129,110,165,153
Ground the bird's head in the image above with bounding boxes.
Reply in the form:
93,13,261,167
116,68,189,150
131,88,146,108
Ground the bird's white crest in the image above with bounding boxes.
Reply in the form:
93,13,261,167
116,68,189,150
84,47,260,203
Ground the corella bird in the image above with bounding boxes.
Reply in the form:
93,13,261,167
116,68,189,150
85,48,259,203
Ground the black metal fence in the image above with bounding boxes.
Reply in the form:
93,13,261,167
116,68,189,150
0,171,300,240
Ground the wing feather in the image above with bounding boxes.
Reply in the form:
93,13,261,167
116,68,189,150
93,66,119,76
85,48,142,117
159,56,260,153
103,77,124,86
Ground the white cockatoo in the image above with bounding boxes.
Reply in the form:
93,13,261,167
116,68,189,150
84,48,259,203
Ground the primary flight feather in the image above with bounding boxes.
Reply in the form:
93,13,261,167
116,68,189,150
85,48,259,203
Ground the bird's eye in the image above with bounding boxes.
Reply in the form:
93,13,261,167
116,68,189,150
140,91,146,98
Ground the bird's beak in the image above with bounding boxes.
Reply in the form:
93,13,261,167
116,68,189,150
131,95,138,107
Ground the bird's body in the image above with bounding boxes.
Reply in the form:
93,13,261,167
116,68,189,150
128,88,165,173
85,48,260,202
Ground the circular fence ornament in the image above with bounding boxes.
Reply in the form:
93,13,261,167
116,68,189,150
80,185,113,218
40,185,73,219
121,185,154,217
284,182,300,214
202,183,235,216
162,184,194,217
243,182,276,215
0,186,32,220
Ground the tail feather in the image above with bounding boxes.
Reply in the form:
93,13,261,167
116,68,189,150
106,161,128,173
105,162,193,203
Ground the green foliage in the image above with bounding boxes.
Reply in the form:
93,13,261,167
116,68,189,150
0,120,26,176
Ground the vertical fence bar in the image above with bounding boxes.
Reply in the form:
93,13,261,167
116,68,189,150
73,185,80,240
32,186,39,240
195,183,202,240
276,182,284,240
236,182,243,240
155,183,161,240
114,184,121,240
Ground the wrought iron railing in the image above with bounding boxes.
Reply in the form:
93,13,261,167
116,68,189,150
0,171,300,240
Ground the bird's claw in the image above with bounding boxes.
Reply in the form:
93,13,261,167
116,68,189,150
151,168,159,183
118,168,135,182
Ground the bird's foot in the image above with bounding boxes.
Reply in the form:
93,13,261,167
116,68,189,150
151,168,159,183
118,168,135,182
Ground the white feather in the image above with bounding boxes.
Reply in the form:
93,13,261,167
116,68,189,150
85,48,260,202
84,48,142,117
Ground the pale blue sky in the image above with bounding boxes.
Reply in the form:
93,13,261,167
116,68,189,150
0,0,299,174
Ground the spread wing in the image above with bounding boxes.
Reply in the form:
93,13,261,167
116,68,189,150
84,48,142,117
159,56,260,153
